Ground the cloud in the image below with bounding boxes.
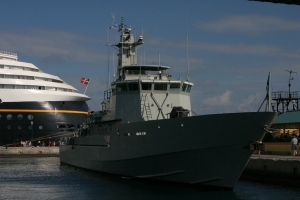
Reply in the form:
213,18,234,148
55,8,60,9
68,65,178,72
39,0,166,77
203,90,232,106
0,28,105,65
237,93,263,112
195,14,300,33
145,32,300,60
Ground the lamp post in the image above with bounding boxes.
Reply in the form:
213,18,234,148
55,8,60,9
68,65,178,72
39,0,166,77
31,121,33,145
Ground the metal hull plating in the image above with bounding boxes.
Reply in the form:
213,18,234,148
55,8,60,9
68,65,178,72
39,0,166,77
60,112,277,189
0,101,88,145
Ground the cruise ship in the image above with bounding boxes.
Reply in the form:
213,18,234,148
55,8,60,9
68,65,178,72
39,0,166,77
0,51,90,145
60,18,277,190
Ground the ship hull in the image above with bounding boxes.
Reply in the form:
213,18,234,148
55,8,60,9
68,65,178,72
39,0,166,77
60,112,277,189
0,101,88,145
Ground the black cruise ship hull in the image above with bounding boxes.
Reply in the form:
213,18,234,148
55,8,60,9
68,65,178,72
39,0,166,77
0,101,88,145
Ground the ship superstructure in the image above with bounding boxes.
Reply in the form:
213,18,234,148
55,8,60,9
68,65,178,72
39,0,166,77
60,18,277,190
0,51,90,145
100,17,192,123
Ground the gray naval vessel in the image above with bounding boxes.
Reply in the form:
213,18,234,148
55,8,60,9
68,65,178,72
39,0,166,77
60,17,277,190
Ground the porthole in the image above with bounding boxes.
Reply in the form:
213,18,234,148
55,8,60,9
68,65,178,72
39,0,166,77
18,126,22,130
7,125,11,130
28,126,32,130
17,114,23,120
39,125,43,130
7,114,12,120
28,115,33,120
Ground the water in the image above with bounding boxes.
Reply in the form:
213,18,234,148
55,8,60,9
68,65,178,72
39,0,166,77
0,157,299,200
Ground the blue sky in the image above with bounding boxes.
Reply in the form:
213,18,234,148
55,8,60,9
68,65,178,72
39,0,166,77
1,0,300,114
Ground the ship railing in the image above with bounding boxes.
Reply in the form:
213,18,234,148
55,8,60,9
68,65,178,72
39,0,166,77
0,50,17,56
166,110,191,119
272,91,300,100
104,89,112,100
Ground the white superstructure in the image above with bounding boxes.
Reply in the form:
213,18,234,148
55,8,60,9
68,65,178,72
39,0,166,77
0,51,90,103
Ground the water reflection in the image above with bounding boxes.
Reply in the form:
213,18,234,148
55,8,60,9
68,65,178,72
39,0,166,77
0,157,299,200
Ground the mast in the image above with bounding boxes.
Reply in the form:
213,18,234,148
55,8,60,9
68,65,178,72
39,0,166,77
285,70,297,98
113,17,144,79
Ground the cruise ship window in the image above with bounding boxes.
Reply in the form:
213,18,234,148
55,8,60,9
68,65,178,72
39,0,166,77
154,83,167,91
0,65,4,68
39,126,43,130
18,126,22,130
5,75,14,79
7,114,12,120
17,114,23,120
26,76,34,80
16,85,25,89
4,85,14,89
25,86,36,89
182,84,187,92
0,74,3,78
7,125,11,130
141,83,152,90
28,115,33,120
28,126,32,130
170,83,180,91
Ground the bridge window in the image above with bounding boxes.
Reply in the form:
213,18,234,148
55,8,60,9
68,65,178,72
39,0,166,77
182,84,187,92
141,83,152,90
154,83,167,91
128,83,139,91
186,85,192,93
170,83,180,91
116,83,127,92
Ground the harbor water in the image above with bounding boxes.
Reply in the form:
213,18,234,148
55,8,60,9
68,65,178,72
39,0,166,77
0,157,300,200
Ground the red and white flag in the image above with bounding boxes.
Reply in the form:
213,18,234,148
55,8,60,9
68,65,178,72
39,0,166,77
80,77,89,85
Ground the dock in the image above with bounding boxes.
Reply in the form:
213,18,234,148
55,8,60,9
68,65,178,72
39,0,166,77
0,146,59,157
242,154,300,187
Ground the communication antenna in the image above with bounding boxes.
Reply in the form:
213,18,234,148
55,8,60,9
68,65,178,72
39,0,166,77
159,53,160,66
106,14,115,89
185,4,190,81
285,70,297,96
107,27,110,89
107,14,119,87
113,51,115,81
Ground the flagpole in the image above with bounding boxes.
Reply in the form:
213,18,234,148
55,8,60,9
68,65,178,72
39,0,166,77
84,78,90,95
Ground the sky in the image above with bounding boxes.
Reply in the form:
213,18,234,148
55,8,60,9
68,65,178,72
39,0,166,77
1,0,300,115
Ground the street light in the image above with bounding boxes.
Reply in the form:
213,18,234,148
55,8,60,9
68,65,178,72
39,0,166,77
31,121,33,144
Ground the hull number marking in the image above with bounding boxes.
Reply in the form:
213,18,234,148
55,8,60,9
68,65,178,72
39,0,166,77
136,132,146,136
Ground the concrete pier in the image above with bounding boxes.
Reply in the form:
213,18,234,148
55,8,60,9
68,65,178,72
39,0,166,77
241,155,300,187
0,146,59,157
